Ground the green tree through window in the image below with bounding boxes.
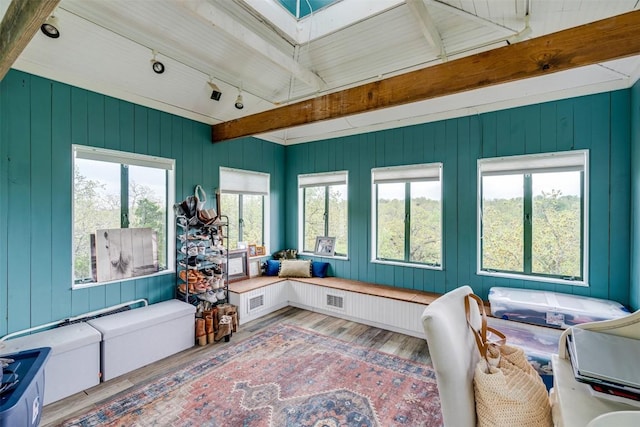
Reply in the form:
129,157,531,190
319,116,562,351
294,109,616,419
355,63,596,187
479,151,587,282
221,193,264,249
373,163,442,267
73,146,174,285
299,171,348,256
219,167,270,252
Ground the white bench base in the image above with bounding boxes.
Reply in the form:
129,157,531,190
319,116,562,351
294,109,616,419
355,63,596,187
229,279,428,338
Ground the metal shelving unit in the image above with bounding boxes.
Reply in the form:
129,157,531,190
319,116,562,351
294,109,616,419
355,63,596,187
175,215,229,311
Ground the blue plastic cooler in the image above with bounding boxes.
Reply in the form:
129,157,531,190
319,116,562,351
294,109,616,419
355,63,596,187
0,347,51,427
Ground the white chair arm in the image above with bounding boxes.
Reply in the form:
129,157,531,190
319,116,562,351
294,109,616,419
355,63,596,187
586,411,640,426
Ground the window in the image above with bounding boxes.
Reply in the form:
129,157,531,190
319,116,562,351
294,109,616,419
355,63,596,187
478,150,588,284
371,163,442,267
298,171,348,256
219,167,270,251
72,145,175,287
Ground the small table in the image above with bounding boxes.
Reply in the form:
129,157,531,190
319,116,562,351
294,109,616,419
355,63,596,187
551,355,640,426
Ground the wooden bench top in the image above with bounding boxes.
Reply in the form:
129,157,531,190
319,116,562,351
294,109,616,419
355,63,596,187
228,276,443,305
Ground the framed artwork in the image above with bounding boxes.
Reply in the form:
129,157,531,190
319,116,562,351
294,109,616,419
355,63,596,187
255,245,266,256
95,228,158,282
248,244,257,257
249,259,262,277
227,249,249,282
314,236,336,257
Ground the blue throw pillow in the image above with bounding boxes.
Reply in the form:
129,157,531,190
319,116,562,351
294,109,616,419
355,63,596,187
311,261,329,278
265,260,280,276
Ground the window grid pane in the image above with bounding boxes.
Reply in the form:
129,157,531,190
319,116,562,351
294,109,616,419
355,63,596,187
221,193,240,249
531,171,582,277
480,166,584,281
327,184,348,256
73,159,122,282
376,183,405,261
242,194,264,246
128,165,168,269
409,181,441,265
481,174,524,272
303,187,326,253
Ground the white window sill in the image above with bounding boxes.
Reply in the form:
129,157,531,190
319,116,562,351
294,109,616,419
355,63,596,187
72,269,175,290
371,259,443,270
477,270,588,287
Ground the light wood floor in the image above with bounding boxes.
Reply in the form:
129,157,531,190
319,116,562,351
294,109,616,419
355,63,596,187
41,306,431,426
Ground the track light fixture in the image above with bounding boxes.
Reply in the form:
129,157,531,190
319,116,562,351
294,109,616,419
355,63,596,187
150,50,165,74
41,15,60,39
234,92,244,110
208,80,222,101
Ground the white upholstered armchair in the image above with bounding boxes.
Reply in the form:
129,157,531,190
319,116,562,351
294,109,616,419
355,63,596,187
421,285,480,427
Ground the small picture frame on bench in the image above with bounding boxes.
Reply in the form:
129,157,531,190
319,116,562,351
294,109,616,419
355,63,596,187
314,236,336,257
228,249,249,282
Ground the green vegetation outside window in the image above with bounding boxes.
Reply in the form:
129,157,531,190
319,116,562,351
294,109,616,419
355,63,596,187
221,193,264,249
478,150,588,283
219,167,270,251
372,163,442,267
72,145,175,286
298,171,348,256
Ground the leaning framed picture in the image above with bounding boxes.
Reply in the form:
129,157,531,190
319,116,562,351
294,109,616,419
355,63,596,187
248,244,257,257
255,245,266,256
314,236,336,257
227,249,249,282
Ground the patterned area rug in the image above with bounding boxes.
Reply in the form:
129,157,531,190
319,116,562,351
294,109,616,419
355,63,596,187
61,325,442,426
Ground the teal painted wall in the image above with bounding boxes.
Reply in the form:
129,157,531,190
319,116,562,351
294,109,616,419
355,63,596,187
286,91,632,305
0,68,635,336
0,70,285,336
631,79,640,311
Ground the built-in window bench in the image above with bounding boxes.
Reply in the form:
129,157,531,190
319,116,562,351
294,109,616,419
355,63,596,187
228,276,444,338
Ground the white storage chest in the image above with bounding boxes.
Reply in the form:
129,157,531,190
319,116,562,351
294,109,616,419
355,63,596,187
87,300,195,381
0,322,102,405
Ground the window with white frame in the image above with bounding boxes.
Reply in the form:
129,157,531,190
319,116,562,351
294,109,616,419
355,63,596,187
219,167,270,251
298,171,348,256
372,163,443,267
72,145,175,286
478,150,588,283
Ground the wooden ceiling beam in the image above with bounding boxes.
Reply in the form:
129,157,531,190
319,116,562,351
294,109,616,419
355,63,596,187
212,10,640,143
0,0,60,82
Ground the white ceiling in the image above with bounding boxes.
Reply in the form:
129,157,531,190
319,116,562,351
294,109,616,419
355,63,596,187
7,0,640,145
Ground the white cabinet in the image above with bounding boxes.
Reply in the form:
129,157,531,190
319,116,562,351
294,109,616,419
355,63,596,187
551,355,639,427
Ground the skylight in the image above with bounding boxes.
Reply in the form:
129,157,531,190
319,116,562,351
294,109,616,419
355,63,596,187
244,0,404,44
275,0,342,19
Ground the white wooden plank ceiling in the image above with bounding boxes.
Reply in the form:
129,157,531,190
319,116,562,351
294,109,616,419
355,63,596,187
6,0,640,145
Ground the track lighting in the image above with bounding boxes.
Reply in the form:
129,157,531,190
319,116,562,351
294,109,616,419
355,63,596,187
208,81,222,101
234,92,244,110
150,50,165,74
41,15,60,39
